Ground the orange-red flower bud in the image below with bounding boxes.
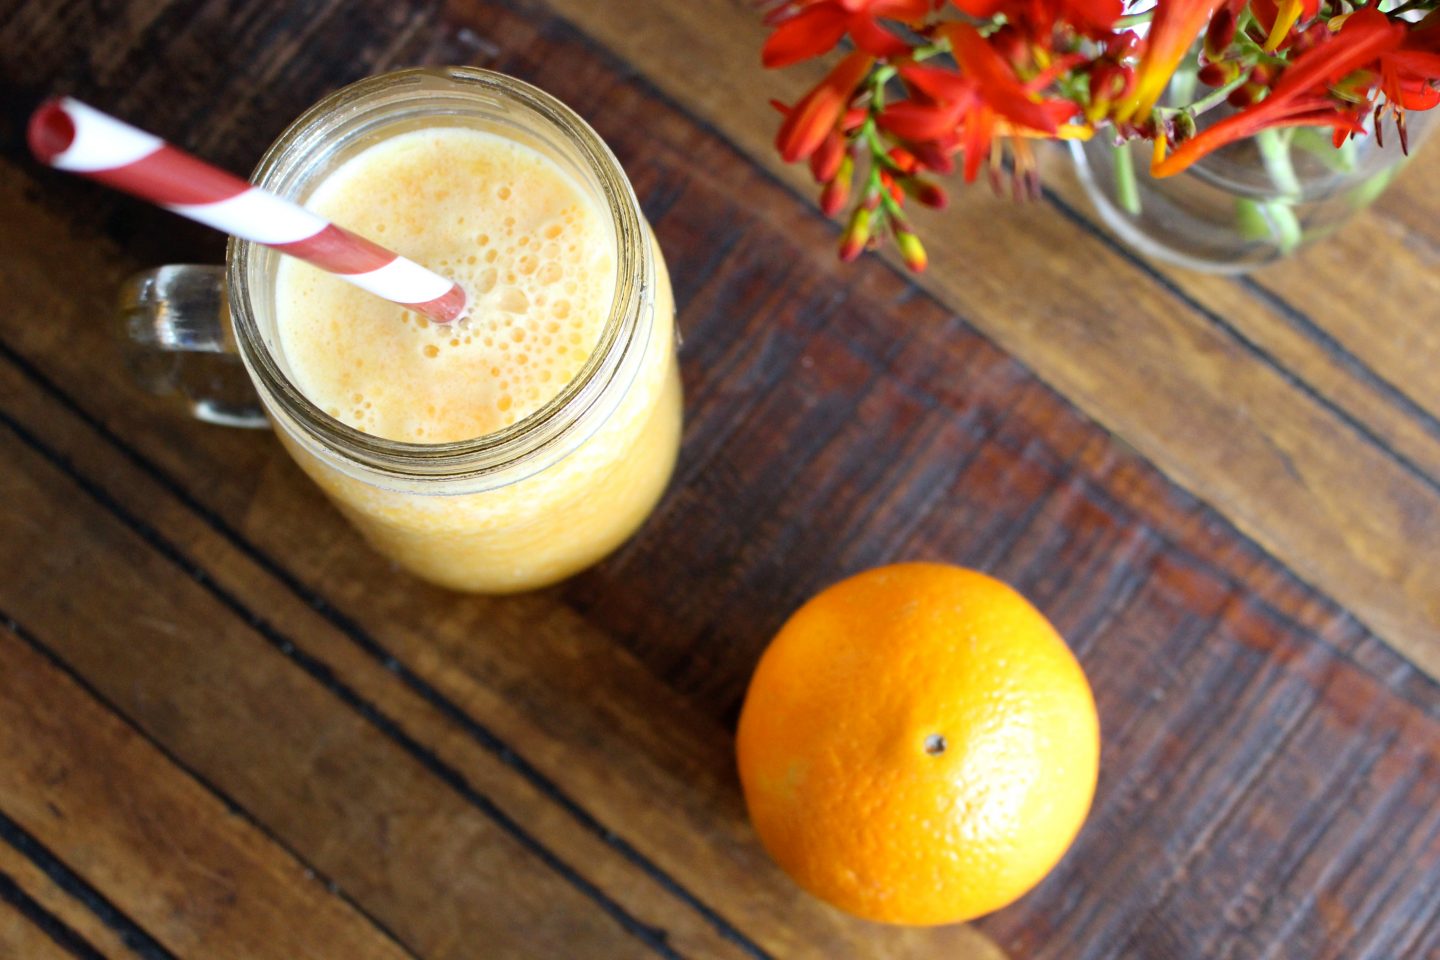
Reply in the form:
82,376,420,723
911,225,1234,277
811,130,846,183
1205,8,1237,60
1089,63,1134,102
775,52,874,163
839,206,872,261
1227,81,1273,108
912,179,949,209
895,228,928,272
1250,63,1276,86
878,100,964,141
1107,29,1142,56
879,169,906,204
842,107,869,132
908,140,956,175
1197,61,1235,87
762,4,850,69
820,155,854,216
887,146,919,173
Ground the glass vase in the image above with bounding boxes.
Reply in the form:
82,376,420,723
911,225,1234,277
1070,104,1427,274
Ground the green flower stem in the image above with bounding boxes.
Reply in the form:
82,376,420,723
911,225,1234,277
1235,197,1303,252
1112,141,1142,216
1257,126,1302,197
1164,73,1250,119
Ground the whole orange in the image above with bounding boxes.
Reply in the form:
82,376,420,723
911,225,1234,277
736,563,1099,926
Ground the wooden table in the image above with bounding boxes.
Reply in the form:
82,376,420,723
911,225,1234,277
2,1,1439,957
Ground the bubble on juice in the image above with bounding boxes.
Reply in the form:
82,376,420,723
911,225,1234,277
276,127,618,443
498,288,529,314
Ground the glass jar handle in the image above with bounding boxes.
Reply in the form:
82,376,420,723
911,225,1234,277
117,266,269,429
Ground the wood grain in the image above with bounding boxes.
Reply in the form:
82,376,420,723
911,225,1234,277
0,836,147,960
0,624,416,960
500,0,1440,677
0,420,697,959
1,1,1439,958
0,899,76,960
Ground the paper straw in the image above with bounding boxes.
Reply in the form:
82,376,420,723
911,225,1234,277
27,97,467,324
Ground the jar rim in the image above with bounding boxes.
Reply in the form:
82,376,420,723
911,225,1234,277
228,67,650,485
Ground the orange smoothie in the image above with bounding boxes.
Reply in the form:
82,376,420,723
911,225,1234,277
272,127,680,591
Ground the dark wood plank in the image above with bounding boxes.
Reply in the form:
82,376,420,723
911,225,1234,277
0,837,146,959
0,898,78,960
0,624,417,960
0,419,704,959
503,0,1440,678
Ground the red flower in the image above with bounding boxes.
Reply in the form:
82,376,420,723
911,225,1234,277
950,0,1121,39
775,52,876,162
881,26,1081,181
1249,0,1323,52
762,0,933,68
942,22,1067,134
1379,11,1440,112
1153,9,1405,176
1117,0,1229,122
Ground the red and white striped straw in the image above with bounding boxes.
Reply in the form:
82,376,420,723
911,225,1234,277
27,97,467,324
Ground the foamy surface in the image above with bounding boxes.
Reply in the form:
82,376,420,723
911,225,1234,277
275,127,616,443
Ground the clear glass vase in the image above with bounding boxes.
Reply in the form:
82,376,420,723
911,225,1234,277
1071,105,1427,273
